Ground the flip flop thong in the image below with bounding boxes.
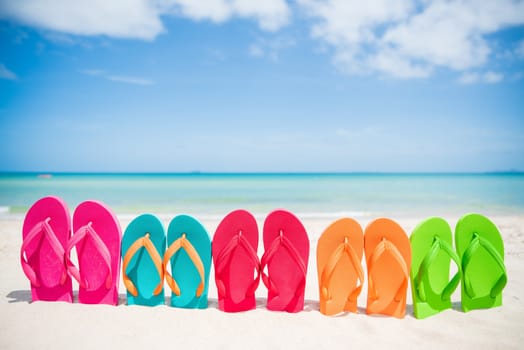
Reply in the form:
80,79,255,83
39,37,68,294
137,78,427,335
365,218,411,318
261,210,309,313
317,218,364,316
213,209,260,312
164,214,211,309
122,214,166,306
66,200,121,305
21,196,72,302
455,213,507,312
410,217,461,319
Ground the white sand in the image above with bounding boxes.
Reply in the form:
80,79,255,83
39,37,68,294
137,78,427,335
1,215,523,349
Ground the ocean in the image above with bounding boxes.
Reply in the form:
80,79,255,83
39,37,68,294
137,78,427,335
1,173,523,219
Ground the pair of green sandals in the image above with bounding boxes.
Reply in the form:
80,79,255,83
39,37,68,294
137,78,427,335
411,213,507,319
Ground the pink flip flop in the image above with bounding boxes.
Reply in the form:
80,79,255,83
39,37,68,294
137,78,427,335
212,209,261,312
261,210,309,312
66,200,121,305
21,196,73,302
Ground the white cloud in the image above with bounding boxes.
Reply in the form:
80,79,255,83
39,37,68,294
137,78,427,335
0,0,164,40
0,63,17,80
458,71,503,85
366,49,432,78
207,48,227,62
298,0,524,78
81,69,105,76
169,0,290,32
107,75,154,86
42,32,78,45
248,36,295,62
458,72,480,85
249,44,265,57
516,39,524,58
81,69,153,85
0,0,290,40
483,71,503,84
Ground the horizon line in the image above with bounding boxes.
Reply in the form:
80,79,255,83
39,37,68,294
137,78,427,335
1,170,523,176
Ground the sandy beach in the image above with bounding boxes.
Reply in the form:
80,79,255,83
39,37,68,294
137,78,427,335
1,214,523,349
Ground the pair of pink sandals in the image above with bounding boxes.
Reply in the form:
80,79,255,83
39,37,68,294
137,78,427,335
213,209,310,312
20,197,121,304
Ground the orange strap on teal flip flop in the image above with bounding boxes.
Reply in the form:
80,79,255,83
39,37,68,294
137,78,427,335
163,233,205,297
122,233,164,297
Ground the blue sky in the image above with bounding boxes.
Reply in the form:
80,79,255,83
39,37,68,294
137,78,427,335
1,1,523,172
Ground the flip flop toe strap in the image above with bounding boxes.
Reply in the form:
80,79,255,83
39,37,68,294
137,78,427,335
367,238,409,313
260,231,307,297
65,223,112,291
20,218,68,287
122,233,164,297
415,236,461,302
163,234,206,297
462,233,507,299
320,236,364,306
215,231,261,299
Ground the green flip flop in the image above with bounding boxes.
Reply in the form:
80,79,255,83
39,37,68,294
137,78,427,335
455,213,507,312
410,217,462,319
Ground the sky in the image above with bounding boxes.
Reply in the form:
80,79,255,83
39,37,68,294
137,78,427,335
0,0,523,173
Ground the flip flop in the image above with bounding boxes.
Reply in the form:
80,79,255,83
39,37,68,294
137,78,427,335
410,217,461,319
164,215,211,309
317,218,364,316
455,213,507,312
122,214,166,306
21,196,72,302
65,200,121,305
365,218,411,318
261,210,309,313
213,209,261,312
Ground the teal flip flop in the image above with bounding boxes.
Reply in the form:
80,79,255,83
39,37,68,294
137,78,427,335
122,214,166,306
410,217,461,319
455,213,507,312
164,214,211,309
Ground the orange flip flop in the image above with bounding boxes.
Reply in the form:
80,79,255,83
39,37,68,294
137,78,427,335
365,218,411,318
317,218,364,316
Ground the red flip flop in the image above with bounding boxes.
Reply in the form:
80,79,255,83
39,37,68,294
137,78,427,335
261,210,309,312
212,209,260,312
21,196,72,302
66,200,121,305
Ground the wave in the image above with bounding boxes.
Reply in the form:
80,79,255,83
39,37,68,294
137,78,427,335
114,210,372,222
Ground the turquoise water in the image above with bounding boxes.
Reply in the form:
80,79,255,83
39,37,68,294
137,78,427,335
1,173,523,218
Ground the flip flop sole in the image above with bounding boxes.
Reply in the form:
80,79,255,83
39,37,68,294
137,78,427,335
122,214,166,306
317,218,363,316
73,201,121,305
22,196,72,302
365,218,411,318
455,213,505,312
166,214,211,309
212,209,259,312
263,209,309,313
410,217,455,319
